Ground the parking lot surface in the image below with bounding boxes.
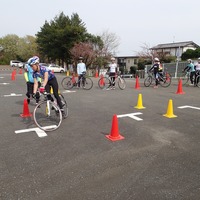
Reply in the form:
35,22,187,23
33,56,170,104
0,68,200,200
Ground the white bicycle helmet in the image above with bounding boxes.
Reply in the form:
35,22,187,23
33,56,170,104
111,57,115,61
154,57,159,62
28,56,40,66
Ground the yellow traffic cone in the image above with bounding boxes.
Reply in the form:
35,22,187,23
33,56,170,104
134,93,145,109
163,99,177,118
50,87,53,94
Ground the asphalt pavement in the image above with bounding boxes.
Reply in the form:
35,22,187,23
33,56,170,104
0,68,200,200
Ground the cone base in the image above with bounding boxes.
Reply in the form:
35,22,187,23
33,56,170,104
163,114,177,118
176,91,185,94
134,106,145,109
106,134,124,141
20,113,32,118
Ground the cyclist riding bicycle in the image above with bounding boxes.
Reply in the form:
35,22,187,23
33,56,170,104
24,63,41,105
183,59,195,85
194,58,200,85
27,56,64,112
149,57,160,88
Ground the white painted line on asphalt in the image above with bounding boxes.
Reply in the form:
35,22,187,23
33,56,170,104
178,105,200,110
4,93,22,97
0,83,10,85
117,112,143,121
63,90,76,93
15,127,48,138
0,77,4,78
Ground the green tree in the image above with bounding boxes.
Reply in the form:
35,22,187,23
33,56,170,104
36,12,88,66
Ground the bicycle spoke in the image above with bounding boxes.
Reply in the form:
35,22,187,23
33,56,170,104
33,101,62,131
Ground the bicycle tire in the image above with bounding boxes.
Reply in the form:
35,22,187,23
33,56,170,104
144,76,152,87
196,75,200,88
59,94,68,118
118,77,126,90
98,77,110,89
33,101,62,131
61,77,74,90
81,77,93,90
160,74,171,87
179,72,189,85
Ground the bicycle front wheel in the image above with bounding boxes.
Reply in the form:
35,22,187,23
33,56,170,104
118,77,126,90
196,75,200,88
144,76,152,87
179,72,189,85
82,77,93,90
61,77,73,90
98,77,110,89
33,101,62,131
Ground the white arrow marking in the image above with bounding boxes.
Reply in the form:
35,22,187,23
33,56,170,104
0,83,10,85
178,105,200,110
15,127,48,138
117,112,143,121
4,93,22,97
63,90,76,93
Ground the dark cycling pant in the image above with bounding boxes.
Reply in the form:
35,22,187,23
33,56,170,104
190,71,195,84
109,72,116,86
45,77,63,109
78,74,85,87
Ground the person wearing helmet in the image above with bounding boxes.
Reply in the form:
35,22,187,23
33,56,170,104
107,57,118,90
24,63,41,104
27,56,63,111
183,59,195,85
194,58,200,85
148,57,160,88
77,57,86,88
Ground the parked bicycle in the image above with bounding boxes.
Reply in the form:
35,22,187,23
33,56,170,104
33,90,68,131
144,71,172,87
98,72,126,90
61,72,93,90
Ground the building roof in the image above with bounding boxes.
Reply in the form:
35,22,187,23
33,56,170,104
151,41,199,49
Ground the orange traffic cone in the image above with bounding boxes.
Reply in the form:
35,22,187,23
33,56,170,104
20,99,32,118
135,76,140,89
176,79,185,94
11,71,15,80
13,69,17,75
100,74,105,86
106,114,124,141
19,68,23,74
95,70,98,78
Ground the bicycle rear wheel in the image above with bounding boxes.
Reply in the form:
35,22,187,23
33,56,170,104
82,77,93,90
33,101,62,131
98,77,110,89
59,94,68,118
61,77,74,90
144,76,152,87
118,77,126,90
160,74,171,87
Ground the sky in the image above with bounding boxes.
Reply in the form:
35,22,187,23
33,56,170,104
1,0,200,56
